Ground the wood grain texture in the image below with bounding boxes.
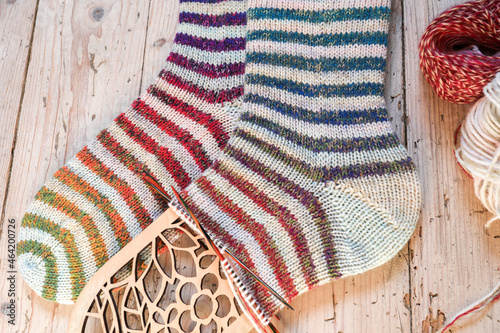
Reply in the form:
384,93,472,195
404,0,500,332
0,1,38,332
141,0,180,94
0,0,38,227
0,0,172,332
1,0,499,332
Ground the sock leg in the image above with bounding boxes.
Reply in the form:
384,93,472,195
17,0,247,303
181,0,421,322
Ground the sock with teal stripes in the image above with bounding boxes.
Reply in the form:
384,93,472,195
178,0,421,323
17,0,247,303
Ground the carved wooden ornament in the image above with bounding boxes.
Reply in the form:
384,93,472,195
68,208,254,333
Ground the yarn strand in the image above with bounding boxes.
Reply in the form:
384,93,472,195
438,280,500,333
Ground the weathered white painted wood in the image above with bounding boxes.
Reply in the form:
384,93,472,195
0,1,38,332
141,0,180,93
385,0,406,144
0,0,38,217
404,0,500,332
0,0,161,332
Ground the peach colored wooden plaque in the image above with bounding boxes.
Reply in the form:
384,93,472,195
67,208,254,333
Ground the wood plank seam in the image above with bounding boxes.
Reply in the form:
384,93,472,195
138,0,153,96
0,0,41,232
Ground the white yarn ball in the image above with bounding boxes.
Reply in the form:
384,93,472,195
455,72,500,228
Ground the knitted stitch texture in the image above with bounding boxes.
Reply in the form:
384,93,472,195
179,0,421,323
17,0,246,303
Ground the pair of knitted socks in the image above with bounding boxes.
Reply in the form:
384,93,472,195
17,0,421,324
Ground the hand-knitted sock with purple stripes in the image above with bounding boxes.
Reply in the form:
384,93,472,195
178,0,421,324
17,0,246,303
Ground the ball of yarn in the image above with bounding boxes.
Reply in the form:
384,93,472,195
419,0,500,104
455,72,500,227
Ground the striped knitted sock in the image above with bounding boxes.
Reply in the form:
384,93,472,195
178,0,421,324
17,0,246,303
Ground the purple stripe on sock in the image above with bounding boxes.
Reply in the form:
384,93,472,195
327,157,416,181
168,52,244,78
180,0,245,3
159,69,244,104
179,12,246,27
174,33,245,52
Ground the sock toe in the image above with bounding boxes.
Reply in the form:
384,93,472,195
17,200,87,304
321,173,421,277
17,246,48,299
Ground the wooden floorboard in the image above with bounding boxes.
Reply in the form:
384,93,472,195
0,0,38,228
1,0,159,332
1,0,499,332
0,1,39,332
404,0,500,332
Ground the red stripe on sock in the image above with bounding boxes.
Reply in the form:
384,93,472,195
115,114,192,189
213,162,319,288
195,176,298,301
97,130,170,207
159,70,244,104
132,99,213,171
148,85,231,149
226,145,340,279
183,196,275,304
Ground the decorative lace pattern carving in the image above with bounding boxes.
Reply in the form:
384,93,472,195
79,219,243,333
